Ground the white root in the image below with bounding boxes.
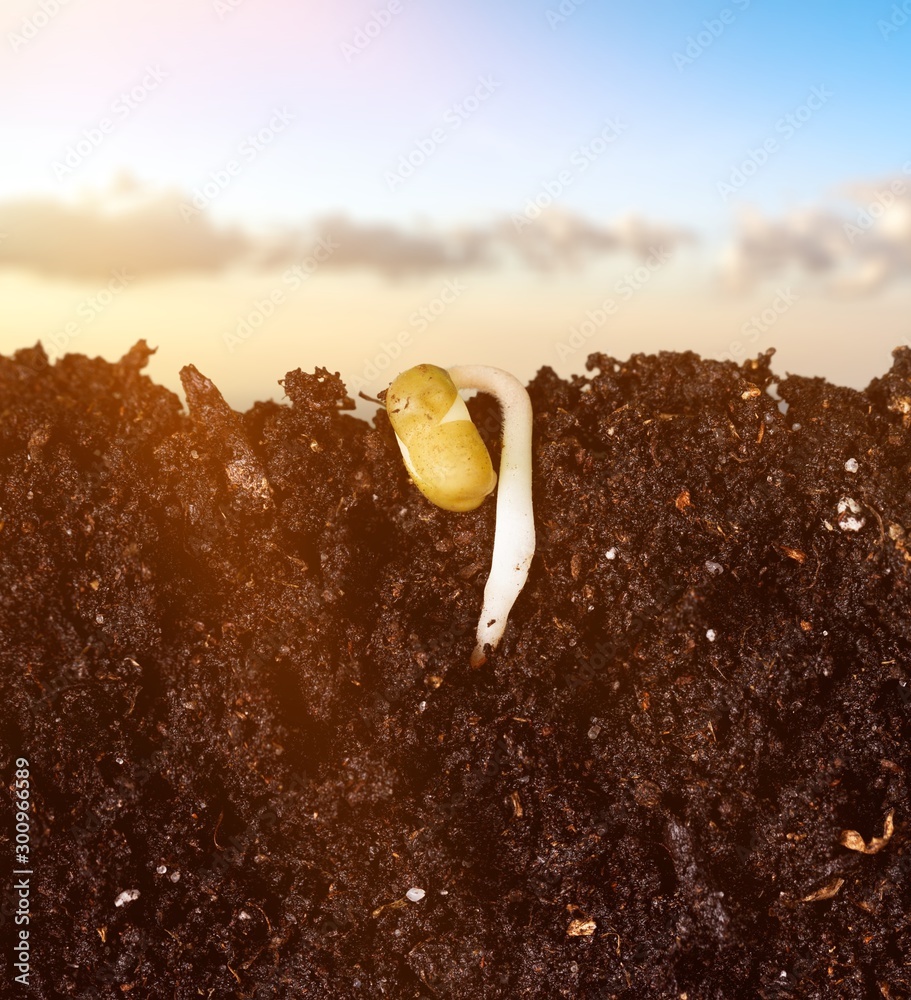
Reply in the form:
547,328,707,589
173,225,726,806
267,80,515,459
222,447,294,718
448,365,535,666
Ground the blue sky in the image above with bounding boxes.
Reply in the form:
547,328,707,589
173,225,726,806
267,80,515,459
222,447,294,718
2,0,908,230
2,0,910,409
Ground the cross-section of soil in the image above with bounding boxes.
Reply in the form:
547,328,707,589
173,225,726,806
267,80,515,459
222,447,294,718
1,341,909,998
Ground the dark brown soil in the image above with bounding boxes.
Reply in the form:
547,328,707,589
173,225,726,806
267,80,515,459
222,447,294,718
1,341,910,999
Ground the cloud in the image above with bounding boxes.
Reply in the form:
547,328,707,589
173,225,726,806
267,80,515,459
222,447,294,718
497,209,694,270
260,214,491,279
0,190,253,281
721,175,911,294
0,182,694,283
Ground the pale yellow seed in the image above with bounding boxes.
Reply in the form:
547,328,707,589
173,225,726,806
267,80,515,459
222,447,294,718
386,364,496,512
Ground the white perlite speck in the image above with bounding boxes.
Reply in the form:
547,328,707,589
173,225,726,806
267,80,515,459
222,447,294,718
114,889,140,908
844,458,859,474
406,887,425,902
704,560,724,576
156,865,167,875
706,629,717,642
605,548,617,560
837,497,866,532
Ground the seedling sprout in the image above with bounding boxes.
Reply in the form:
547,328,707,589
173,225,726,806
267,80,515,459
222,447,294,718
386,364,535,667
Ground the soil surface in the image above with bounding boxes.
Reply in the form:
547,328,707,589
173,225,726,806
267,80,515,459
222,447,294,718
1,341,910,999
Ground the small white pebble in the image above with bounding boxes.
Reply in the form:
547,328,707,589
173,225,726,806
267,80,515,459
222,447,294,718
95,614,104,624
605,548,617,560
587,724,602,740
706,629,717,642
115,756,124,765
836,496,867,533
406,887,425,902
844,458,859,474
791,422,801,430
704,560,724,576
156,865,167,875
114,889,140,908
169,871,181,883
439,889,449,896
239,910,251,920
418,701,426,713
